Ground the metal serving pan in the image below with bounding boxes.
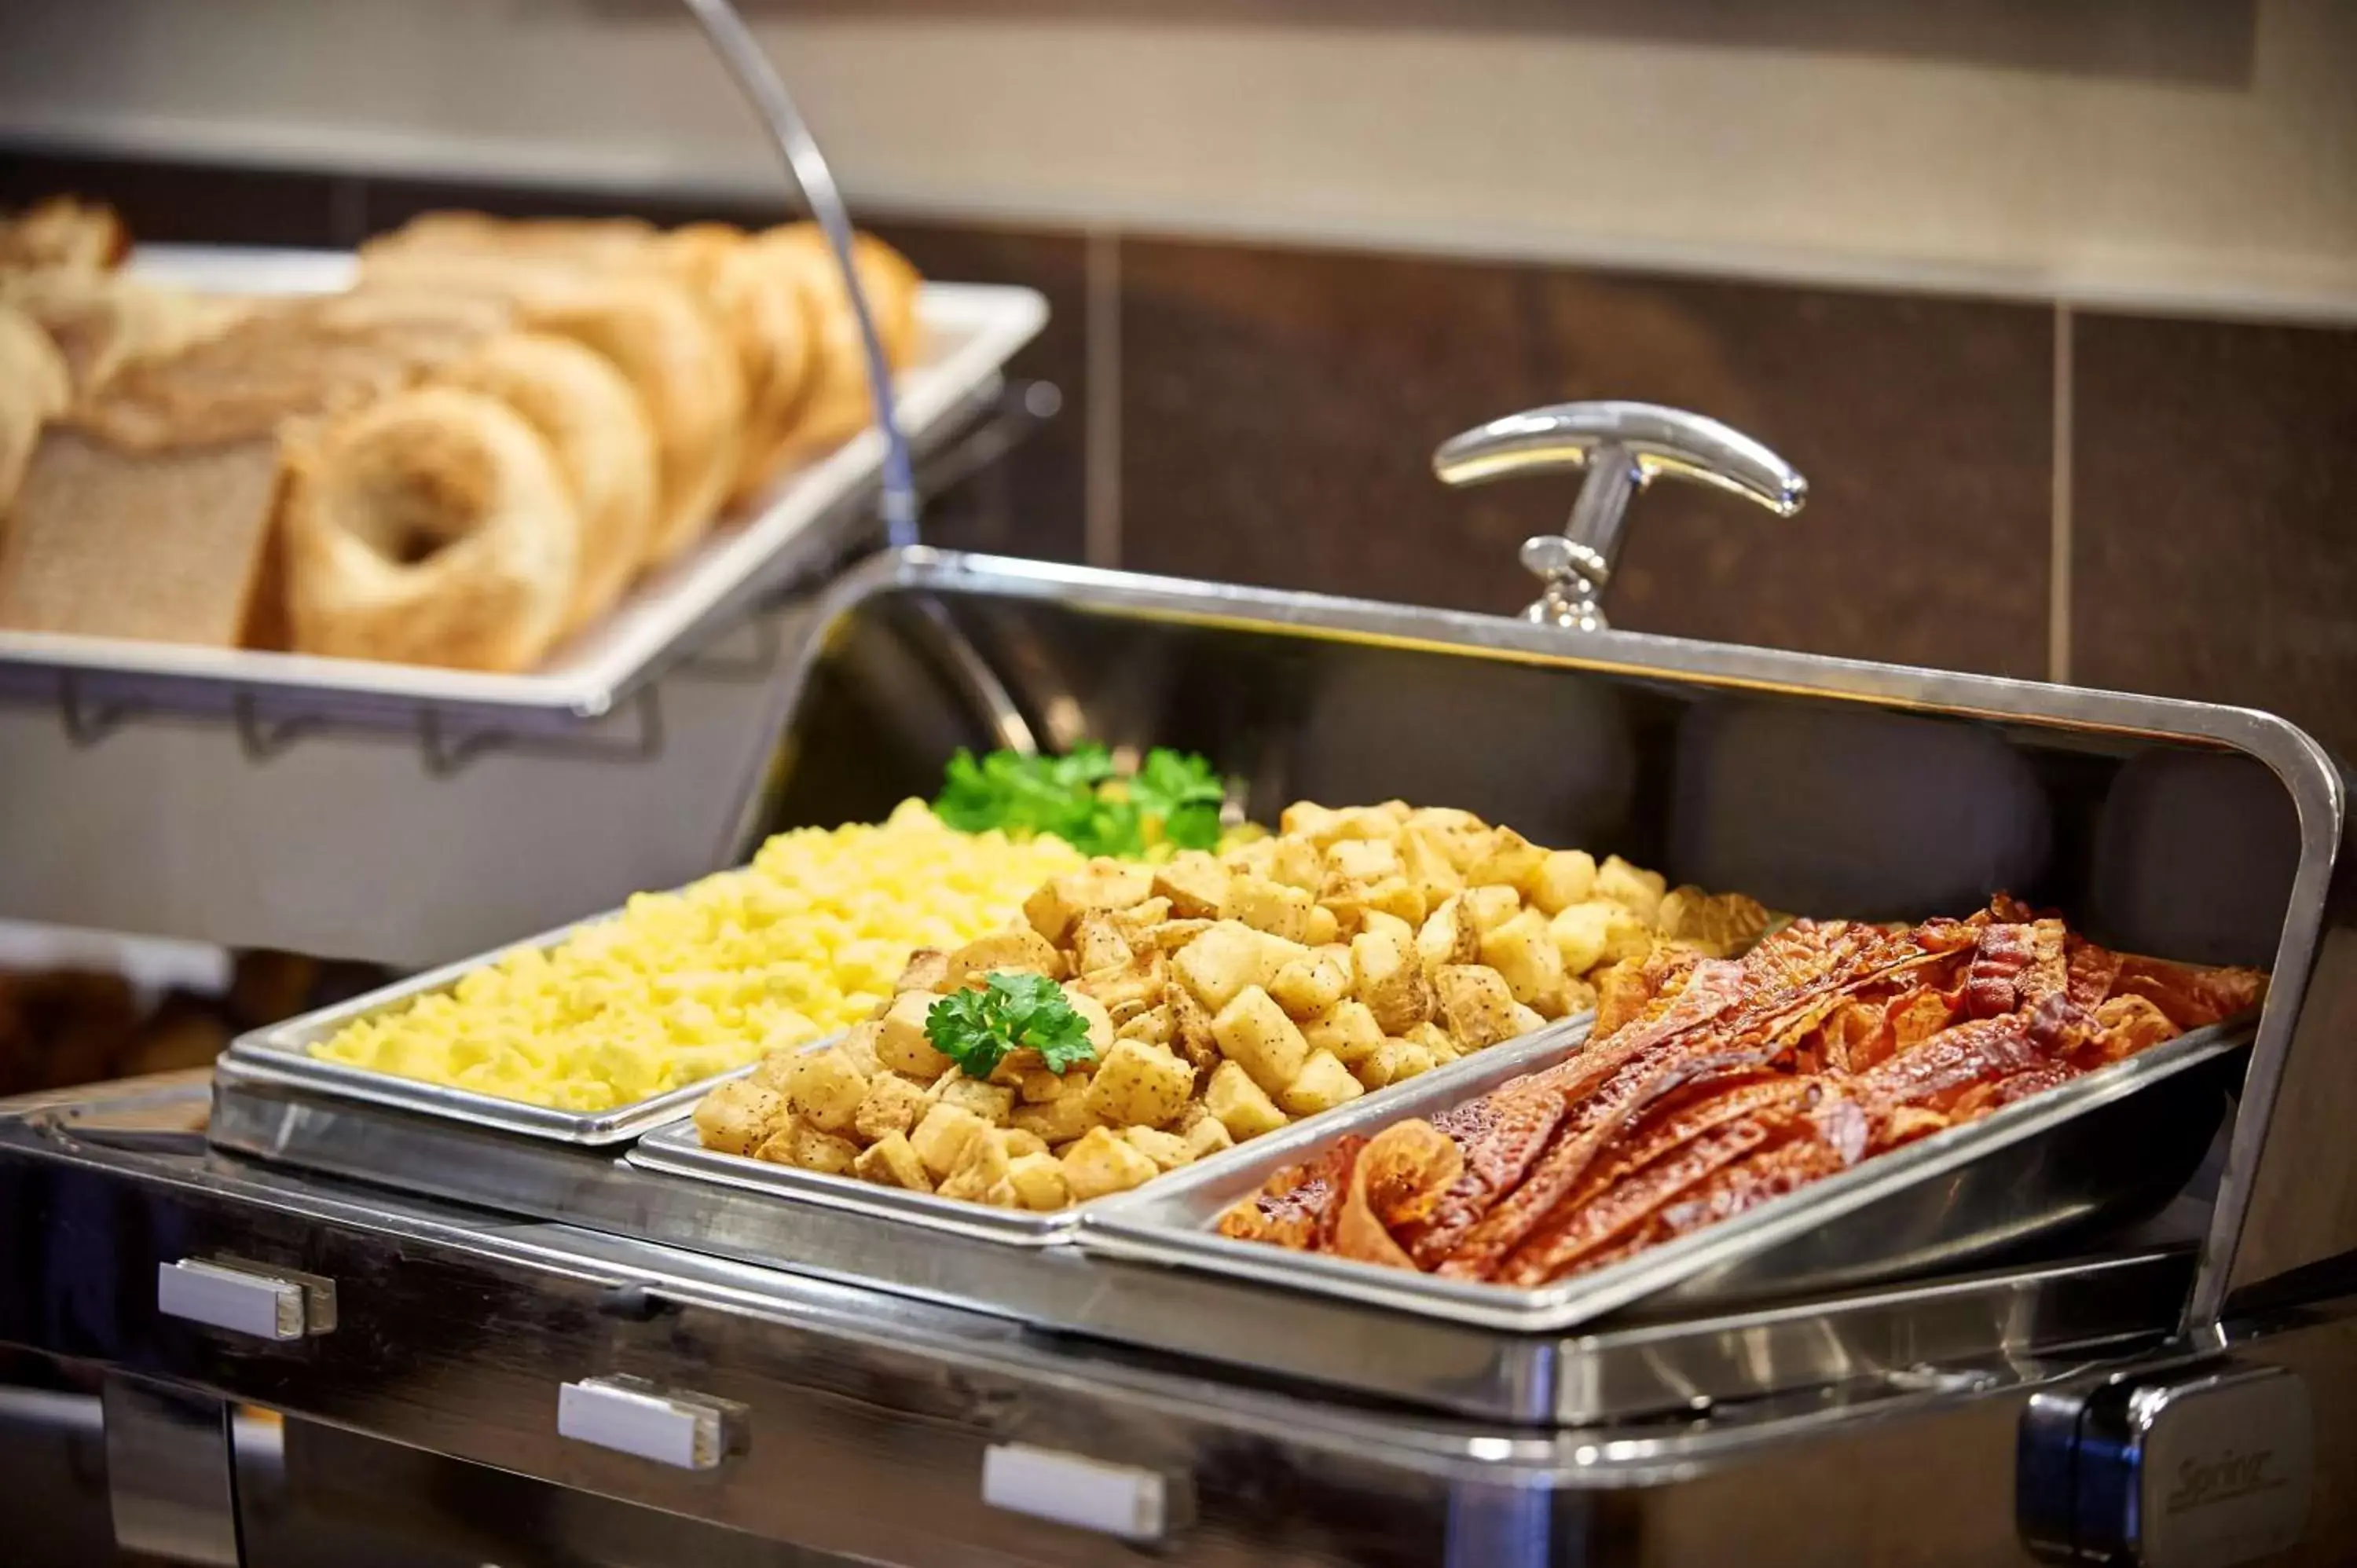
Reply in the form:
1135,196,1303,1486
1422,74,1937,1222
625,1016,1595,1247
216,915,758,1147
1080,1014,2253,1333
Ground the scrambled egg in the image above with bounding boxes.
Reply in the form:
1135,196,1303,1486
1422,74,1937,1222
311,801,1084,1111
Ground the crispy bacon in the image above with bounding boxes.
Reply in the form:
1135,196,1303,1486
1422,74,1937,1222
1216,897,2266,1289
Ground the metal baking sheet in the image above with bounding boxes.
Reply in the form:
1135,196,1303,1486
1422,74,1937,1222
0,245,1048,733
217,914,758,1146
625,1017,1596,1248
1079,1016,2253,1333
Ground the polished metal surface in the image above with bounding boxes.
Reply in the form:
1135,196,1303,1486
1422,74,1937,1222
101,1372,240,1566
218,914,761,1145
681,0,917,549
628,1017,1590,1250
1431,401,1807,628
744,548,2344,1354
1085,1019,2247,1333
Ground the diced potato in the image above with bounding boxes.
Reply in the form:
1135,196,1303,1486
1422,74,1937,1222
1303,904,1341,946
1562,976,1600,1017
1109,897,1173,941
1152,851,1230,920
755,1119,859,1175
1055,989,1116,1057
1398,827,1464,907
1595,855,1668,926
1417,896,1480,973
1116,1003,1175,1046
1204,1060,1291,1141
1164,981,1221,1074
999,1127,1050,1160
1364,877,1428,927
781,1047,870,1134
1338,802,1410,838
1479,909,1571,1016
1222,837,1278,881
1409,1020,1461,1064
1061,1125,1161,1201
1654,887,1770,958
1406,807,1496,871
834,1020,884,1078
694,1078,786,1156
1017,1067,1068,1105
1552,899,1651,976
1211,985,1312,1095
1508,1001,1549,1036
1327,838,1402,886
1460,885,1524,936
750,1050,797,1094
937,1074,1016,1124
1277,1050,1365,1116
1172,921,1273,1013
1182,1115,1235,1162
1360,909,1415,947
1010,1094,1101,1146
1006,1151,1072,1211
1435,963,1522,1050
1318,874,1369,939
1268,951,1351,1019
1025,862,1158,944
1222,874,1317,944
1084,1037,1199,1127
1303,998,1385,1067
1468,826,1548,895
937,1126,1014,1203
1353,925,1433,1035
1075,950,1168,1023
1266,835,1325,893
853,1131,933,1192
895,949,951,994
1142,918,1216,952
852,1070,929,1141
1124,1125,1194,1171
947,929,1067,988
910,1101,994,1180
1358,1037,1437,1090
1528,849,1599,915
878,990,954,1078
1068,910,1135,976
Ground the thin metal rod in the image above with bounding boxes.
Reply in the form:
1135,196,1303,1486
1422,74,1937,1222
681,0,918,548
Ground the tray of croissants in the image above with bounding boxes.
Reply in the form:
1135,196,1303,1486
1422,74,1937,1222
0,196,1045,717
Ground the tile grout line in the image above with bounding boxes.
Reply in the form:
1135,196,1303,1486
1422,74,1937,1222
2048,301,2074,685
1083,225,1123,570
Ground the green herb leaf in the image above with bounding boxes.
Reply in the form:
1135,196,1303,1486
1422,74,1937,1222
930,745,1226,859
925,971,1100,1079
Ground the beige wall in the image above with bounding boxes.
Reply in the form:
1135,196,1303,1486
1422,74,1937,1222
2,0,2352,318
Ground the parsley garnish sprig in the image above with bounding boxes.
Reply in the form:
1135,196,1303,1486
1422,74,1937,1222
925,972,1099,1079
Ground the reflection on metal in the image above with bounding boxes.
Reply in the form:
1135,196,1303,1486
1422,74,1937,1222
1432,401,1807,629
102,1374,240,1566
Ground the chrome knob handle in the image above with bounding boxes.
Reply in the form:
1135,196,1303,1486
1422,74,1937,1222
1433,400,1806,630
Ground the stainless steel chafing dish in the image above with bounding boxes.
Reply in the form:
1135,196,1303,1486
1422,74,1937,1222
2,400,2351,1568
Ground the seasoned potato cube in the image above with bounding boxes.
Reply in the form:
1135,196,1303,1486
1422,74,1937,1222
782,1048,870,1134
1303,998,1386,1067
1364,877,1428,927
1508,1001,1549,1036
1182,1115,1236,1163
1222,874,1317,944
1435,963,1522,1050
1353,925,1434,1035
852,1070,929,1141
1480,910,1571,1016
1417,896,1481,973
1211,985,1312,1094
1468,826,1548,895
1409,1020,1461,1064
948,929,1066,988
1318,874,1369,939
895,949,951,994
999,1127,1050,1160
1006,1151,1072,1211
1172,921,1273,1013
1277,1050,1365,1116
1109,897,1173,941
694,1078,786,1156
756,1119,859,1175
937,1127,1014,1203
1017,1066,1068,1105
1025,863,1157,943
1406,806,1497,870
1010,1094,1102,1146
1069,910,1137,977
1268,951,1351,1020
910,1102,994,1180
937,1075,1016,1124
1327,838,1402,886
1529,849,1599,915
1357,1037,1437,1090
1266,835,1325,892
1142,918,1215,952
1084,1038,1199,1127
1204,1060,1290,1141
1654,887,1771,959
750,1050,798,1094
1058,988,1116,1056
834,1020,885,1078
1165,981,1220,1075
1303,904,1341,946
878,991,955,1078
1061,1126,1160,1201
1116,1003,1175,1046
1460,885,1524,936
853,1131,933,1192
1398,827,1465,905
1150,851,1230,920
1278,800,1343,844
1595,855,1668,925
1360,909,1415,947
1562,976,1600,1017
1076,950,1170,1024
1551,899,1651,976
1124,1125,1194,1171
1340,802,1411,838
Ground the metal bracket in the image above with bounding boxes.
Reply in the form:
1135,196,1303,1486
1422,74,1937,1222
417,684,666,777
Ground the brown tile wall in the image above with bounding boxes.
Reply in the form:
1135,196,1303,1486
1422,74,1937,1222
9,148,2355,758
